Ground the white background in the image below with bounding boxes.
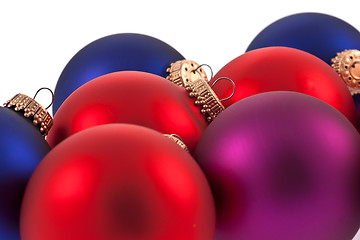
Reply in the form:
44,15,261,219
0,0,359,239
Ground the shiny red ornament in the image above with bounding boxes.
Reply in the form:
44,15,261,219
21,124,216,240
46,71,208,154
210,47,358,127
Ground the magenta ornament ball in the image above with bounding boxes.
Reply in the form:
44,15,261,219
195,91,360,240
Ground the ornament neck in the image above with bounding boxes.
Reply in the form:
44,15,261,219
4,93,53,136
164,134,189,152
186,78,225,122
166,60,209,87
331,49,360,93
167,60,226,122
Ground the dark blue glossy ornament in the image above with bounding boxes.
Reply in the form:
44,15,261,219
53,33,185,114
0,98,51,240
246,13,360,65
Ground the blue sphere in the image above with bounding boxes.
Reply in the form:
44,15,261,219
0,107,50,240
354,93,360,113
53,33,184,115
246,13,360,65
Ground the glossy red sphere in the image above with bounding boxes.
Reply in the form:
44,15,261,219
47,71,207,154
21,124,215,240
210,47,358,128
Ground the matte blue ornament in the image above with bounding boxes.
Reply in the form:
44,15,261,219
246,12,360,112
246,13,360,65
354,93,360,113
53,33,185,115
0,98,51,240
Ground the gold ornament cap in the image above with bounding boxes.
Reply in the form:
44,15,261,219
186,78,225,122
166,60,208,87
164,134,189,152
331,49,360,94
4,93,53,136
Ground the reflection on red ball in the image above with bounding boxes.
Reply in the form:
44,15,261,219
210,47,358,128
47,71,207,154
21,124,215,240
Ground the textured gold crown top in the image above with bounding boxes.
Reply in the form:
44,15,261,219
186,78,225,122
164,134,189,152
166,60,208,87
4,93,53,136
331,49,360,95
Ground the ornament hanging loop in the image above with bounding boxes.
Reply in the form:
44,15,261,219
169,134,184,142
211,77,236,102
33,87,54,110
193,64,214,81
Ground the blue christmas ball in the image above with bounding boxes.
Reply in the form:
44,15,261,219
246,13,360,65
53,33,184,115
354,93,360,113
0,107,50,240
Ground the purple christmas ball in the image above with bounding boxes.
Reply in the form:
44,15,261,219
195,91,360,240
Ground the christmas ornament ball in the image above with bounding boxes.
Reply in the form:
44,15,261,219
53,33,184,114
0,107,50,240
210,47,358,128
21,124,215,240
246,12,360,65
47,71,208,154
195,91,360,240
354,93,360,113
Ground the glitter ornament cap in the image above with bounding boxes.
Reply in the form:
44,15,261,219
186,78,225,122
166,60,208,87
331,49,360,94
164,134,189,152
4,93,53,136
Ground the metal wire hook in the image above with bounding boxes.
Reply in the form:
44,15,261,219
170,134,185,143
211,77,236,102
192,63,214,81
33,87,54,110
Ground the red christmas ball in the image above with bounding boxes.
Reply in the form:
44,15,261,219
21,124,215,240
210,47,358,127
46,71,207,154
